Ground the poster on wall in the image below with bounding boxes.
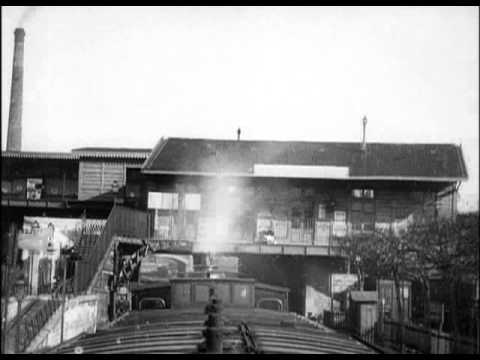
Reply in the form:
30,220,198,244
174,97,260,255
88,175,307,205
20,217,106,255
330,273,359,295
26,178,43,200
332,222,347,237
148,192,178,210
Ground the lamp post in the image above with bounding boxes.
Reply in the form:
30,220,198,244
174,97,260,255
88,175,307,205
355,255,362,291
46,223,55,292
14,279,26,353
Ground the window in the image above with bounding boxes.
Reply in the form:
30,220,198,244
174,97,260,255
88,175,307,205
291,208,302,229
352,223,362,232
351,196,375,234
148,192,178,210
352,189,363,198
334,211,346,222
363,223,375,232
352,189,374,199
185,193,201,210
2,180,12,194
317,204,326,220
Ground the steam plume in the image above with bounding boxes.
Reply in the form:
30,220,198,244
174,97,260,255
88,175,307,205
18,6,37,27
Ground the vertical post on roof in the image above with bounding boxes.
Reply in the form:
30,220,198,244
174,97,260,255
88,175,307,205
361,116,368,152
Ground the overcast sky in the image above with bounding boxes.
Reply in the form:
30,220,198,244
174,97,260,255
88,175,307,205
2,6,478,210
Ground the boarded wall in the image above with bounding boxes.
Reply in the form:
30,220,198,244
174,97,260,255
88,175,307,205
79,161,136,201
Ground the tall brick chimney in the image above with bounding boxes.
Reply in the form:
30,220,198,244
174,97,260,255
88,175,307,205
6,28,25,151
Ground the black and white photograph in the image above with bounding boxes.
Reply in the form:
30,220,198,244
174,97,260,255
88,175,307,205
1,6,478,354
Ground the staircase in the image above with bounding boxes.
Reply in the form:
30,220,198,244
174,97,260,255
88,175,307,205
74,205,149,294
5,297,62,353
5,205,150,353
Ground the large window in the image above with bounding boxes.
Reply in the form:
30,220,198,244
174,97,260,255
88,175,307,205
148,192,179,210
317,204,326,220
185,193,201,210
352,189,374,199
351,199,375,234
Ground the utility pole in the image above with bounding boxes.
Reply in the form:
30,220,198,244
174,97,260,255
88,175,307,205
2,223,18,354
476,278,479,354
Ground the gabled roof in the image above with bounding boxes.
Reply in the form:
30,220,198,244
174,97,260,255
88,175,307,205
141,137,468,182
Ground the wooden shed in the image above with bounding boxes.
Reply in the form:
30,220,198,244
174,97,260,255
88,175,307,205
349,291,378,336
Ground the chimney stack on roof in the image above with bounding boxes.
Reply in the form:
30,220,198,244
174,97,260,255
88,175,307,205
6,28,26,151
361,116,368,151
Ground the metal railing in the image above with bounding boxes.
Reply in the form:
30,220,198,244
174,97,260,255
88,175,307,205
21,299,62,352
323,310,349,330
5,297,62,353
148,214,341,246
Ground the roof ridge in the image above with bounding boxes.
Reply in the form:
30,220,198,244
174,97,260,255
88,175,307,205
72,147,151,152
455,144,469,180
142,137,169,170
143,137,467,181
166,137,459,146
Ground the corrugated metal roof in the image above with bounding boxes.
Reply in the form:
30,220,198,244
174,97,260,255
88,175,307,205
141,137,468,181
72,147,151,153
1,151,79,160
72,147,151,159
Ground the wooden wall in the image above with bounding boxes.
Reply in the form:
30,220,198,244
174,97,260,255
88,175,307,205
1,158,78,200
78,161,141,201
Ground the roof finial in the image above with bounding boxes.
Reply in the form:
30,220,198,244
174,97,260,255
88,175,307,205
361,116,368,151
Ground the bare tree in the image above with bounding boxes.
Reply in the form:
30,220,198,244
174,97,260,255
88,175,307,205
339,213,479,353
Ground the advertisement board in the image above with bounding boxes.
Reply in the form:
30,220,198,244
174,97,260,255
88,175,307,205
26,178,43,200
20,217,106,254
330,273,359,295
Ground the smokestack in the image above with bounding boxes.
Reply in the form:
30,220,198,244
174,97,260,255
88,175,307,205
7,28,25,151
361,116,367,151
237,128,241,141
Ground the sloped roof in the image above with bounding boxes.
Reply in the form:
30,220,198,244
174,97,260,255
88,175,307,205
142,137,468,181
1,148,151,161
72,147,151,159
1,151,79,160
